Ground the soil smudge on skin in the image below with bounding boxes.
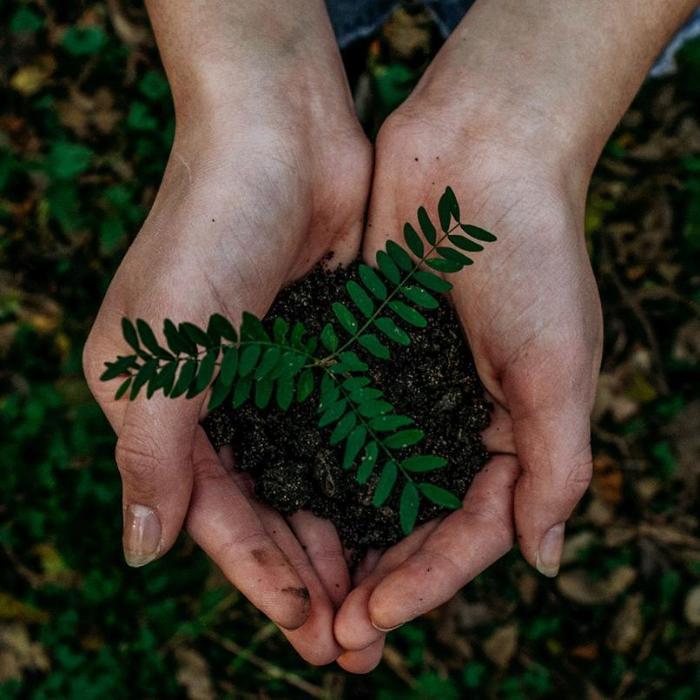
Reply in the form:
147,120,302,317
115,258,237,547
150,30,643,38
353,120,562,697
281,586,311,601
204,261,491,553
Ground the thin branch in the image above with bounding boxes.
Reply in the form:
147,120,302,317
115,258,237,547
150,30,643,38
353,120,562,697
204,631,328,699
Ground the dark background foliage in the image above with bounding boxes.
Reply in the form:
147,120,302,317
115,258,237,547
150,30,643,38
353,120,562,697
1,2,699,698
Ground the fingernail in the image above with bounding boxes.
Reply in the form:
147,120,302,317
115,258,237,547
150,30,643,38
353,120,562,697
371,620,402,633
123,504,161,567
535,522,565,578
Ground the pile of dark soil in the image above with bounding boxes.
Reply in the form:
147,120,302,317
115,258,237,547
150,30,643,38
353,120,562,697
204,261,491,552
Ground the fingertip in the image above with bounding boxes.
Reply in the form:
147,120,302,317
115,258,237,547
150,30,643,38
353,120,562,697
336,638,385,674
368,580,411,633
275,586,312,631
334,589,384,651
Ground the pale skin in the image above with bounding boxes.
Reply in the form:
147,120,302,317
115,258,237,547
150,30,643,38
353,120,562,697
83,0,698,673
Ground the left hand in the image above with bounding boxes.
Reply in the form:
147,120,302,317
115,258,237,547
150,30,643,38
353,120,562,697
333,89,603,672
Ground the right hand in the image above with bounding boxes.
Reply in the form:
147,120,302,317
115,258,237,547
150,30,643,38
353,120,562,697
83,59,371,663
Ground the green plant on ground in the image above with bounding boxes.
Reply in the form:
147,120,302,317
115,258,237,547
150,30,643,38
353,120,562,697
100,186,497,534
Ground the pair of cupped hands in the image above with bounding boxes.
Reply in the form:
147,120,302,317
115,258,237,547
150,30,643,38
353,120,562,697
83,44,602,672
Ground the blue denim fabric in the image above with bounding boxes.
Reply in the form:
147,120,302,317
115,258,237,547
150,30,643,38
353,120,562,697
326,1,700,77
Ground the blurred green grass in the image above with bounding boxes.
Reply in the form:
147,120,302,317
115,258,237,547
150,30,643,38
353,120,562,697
1,3,699,698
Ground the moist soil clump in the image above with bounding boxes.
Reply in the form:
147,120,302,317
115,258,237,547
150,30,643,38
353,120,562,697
204,261,491,552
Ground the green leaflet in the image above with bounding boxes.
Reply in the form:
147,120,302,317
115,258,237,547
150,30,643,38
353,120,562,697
180,321,211,348
232,376,252,408
438,186,459,232
296,368,314,403
358,264,387,300
191,347,217,396
414,270,452,293
208,347,238,411
403,223,424,257
121,317,139,353
358,333,390,359
333,302,358,335
240,312,269,342
330,412,357,445
357,442,378,483
130,359,157,400
137,318,172,359
372,461,398,507
255,375,274,409
436,246,473,266
276,375,295,410
386,240,413,271
461,224,497,242
369,414,414,432
272,317,289,344
401,285,439,310
238,344,261,377
426,257,462,274
163,318,193,355
208,313,238,343
170,359,196,398
384,429,424,449
448,234,483,252
342,426,367,469
320,323,338,352
375,317,410,345
376,250,400,284
100,354,137,381
255,347,281,379
347,280,375,318
319,399,347,428
417,206,437,244
388,301,427,328
418,483,463,509
115,376,131,400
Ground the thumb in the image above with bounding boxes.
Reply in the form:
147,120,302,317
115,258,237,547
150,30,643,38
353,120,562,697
506,352,596,578
116,395,197,567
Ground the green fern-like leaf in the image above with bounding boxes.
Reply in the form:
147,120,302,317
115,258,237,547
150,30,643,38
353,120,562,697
103,186,497,535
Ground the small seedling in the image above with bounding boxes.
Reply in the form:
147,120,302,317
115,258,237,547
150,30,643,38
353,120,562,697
101,186,497,534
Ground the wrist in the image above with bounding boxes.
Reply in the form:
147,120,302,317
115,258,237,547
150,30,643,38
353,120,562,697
147,0,355,130
402,0,697,188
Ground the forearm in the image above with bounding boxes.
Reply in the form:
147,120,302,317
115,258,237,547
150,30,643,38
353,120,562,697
144,1,352,124
410,0,697,178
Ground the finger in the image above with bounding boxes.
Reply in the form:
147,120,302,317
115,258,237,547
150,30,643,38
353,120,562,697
219,448,340,665
334,519,440,651
270,523,342,666
336,637,385,674
368,455,519,631
287,511,351,609
352,548,382,587
510,401,592,577
187,431,311,631
116,395,198,567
